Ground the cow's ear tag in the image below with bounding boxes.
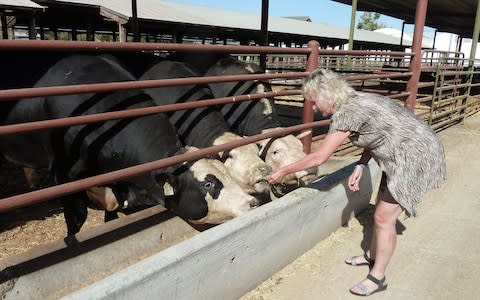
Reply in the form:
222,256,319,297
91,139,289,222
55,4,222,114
163,181,175,196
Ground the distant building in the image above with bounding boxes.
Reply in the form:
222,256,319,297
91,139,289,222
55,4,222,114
374,28,433,49
283,16,312,22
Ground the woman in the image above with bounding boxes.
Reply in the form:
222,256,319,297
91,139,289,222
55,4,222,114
268,69,446,296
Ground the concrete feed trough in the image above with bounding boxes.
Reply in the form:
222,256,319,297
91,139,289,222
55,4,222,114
64,161,380,300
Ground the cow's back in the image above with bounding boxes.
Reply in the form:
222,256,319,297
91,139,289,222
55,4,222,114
204,56,281,135
140,60,231,148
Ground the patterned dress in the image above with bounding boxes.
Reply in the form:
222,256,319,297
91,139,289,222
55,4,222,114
328,92,447,216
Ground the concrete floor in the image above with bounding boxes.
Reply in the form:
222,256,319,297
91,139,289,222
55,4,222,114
242,112,480,300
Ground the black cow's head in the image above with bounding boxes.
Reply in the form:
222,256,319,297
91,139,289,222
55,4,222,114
163,147,257,224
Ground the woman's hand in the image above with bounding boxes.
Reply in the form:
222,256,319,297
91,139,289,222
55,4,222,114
348,164,365,191
268,169,286,185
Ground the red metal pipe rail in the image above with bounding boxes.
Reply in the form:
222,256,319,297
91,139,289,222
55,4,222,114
0,40,311,54
0,120,330,213
0,69,411,103
0,40,414,58
0,89,300,136
0,72,308,101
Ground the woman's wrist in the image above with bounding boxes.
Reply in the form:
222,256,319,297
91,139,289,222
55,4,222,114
356,162,367,169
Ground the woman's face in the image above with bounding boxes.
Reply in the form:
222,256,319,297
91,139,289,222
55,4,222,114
308,95,335,117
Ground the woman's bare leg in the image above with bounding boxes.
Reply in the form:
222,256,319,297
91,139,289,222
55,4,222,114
350,190,404,294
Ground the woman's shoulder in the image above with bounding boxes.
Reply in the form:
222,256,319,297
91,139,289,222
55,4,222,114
355,91,389,103
354,92,406,111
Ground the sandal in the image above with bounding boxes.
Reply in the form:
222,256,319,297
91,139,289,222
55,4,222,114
345,253,371,266
350,274,387,297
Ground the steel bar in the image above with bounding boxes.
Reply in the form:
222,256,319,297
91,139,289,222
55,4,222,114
0,90,299,136
0,72,308,101
0,120,330,213
0,40,413,57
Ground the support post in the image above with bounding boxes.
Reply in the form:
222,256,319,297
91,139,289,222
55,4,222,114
119,23,126,42
463,0,480,122
400,21,406,47
348,0,358,51
1,14,8,39
28,13,36,40
260,0,269,70
131,0,140,42
301,40,319,154
469,0,480,68
405,0,428,112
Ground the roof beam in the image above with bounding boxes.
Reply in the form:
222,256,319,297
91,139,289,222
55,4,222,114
99,7,128,25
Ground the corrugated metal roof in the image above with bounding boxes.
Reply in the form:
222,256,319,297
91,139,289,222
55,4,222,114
0,0,42,9
41,0,426,47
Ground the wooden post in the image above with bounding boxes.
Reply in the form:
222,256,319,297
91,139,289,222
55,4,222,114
119,23,127,42
1,14,8,39
28,12,36,40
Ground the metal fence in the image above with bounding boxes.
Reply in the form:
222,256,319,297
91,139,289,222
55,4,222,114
1,39,479,272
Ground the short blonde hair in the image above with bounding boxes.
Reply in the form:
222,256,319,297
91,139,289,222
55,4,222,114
302,68,356,107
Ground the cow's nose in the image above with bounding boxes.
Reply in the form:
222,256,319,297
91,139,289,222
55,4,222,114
249,198,260,209
259,165,272,176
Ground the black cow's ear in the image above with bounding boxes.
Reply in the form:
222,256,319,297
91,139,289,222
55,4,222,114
155,173,178,196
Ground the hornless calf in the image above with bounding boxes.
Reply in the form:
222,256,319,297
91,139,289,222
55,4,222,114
203,56,318,196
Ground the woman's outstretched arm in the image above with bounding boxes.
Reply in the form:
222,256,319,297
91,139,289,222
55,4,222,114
269,130,350,184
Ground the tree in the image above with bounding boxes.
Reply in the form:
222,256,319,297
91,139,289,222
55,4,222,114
356,12,386,31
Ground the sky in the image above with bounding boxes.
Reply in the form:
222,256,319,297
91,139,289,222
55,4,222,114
166,0,478,55
167,0,435,36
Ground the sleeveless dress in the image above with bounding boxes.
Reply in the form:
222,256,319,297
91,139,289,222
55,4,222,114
328,92,447,216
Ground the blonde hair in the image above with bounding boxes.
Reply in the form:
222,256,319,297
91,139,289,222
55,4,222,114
302,68,356,107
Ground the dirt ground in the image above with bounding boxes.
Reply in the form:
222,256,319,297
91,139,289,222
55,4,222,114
0,163,104,260
241,112,480,300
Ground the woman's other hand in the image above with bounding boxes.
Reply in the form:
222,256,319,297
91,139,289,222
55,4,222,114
348,164,365,191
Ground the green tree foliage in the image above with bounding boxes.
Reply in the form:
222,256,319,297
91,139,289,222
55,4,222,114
356,12,386,31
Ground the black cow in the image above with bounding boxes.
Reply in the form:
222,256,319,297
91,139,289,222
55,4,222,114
135,59,272,198
0,54,255,235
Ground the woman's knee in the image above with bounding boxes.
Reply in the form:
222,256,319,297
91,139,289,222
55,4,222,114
374,202,402,227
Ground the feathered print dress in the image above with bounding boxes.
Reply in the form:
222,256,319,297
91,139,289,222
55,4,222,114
329,92,447,216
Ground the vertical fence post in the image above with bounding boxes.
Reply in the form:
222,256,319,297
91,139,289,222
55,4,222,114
301,40,319,154
405,0,428,112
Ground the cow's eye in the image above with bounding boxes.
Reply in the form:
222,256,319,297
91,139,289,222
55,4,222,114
203,181,214,189
273,149,281,155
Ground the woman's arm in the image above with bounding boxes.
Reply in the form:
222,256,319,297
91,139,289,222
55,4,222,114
348,149,372,191
269,130,350,184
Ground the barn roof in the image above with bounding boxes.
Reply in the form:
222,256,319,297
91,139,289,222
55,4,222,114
332,0,479,38
35,0,427,48
0,0,42,10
